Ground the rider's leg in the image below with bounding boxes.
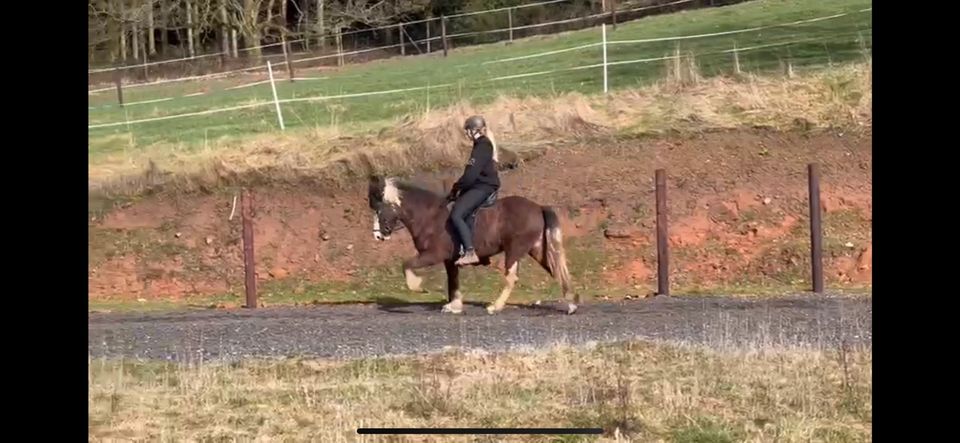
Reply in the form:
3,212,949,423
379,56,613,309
450,188,489,265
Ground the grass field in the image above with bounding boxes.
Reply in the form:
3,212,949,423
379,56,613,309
89,339,872,441
88,0,872,154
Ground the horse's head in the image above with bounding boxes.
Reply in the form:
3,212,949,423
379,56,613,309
368,175,403,241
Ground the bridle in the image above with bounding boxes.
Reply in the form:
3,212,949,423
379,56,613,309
372,207,405,241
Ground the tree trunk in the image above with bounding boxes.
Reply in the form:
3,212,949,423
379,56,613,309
281,0,287,40
186,0,195,57
317,0,324,51
220,1,230,57
231,0,239,58
301,0,309,50
119,0,127,61
105,0,117,62
248,29,262,60
242,0,262,61
193,1,199,54
132,20,139,60
336,27,343,66
147,2,156,55
159,0,168,56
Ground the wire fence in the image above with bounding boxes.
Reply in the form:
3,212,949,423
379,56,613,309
88,0,745,88
88,4,872,146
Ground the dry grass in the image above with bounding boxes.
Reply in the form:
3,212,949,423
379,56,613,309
89,340,872,442
90,62,872,197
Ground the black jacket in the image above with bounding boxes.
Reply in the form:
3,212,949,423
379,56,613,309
454,135,500,193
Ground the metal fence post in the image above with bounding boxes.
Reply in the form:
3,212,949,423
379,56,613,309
241,189,258,308
808,163,824,293
656,169,670,296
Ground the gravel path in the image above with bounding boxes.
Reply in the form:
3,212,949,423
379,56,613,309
88,295,872,361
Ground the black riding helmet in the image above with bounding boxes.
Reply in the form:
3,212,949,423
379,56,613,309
464,115,486,132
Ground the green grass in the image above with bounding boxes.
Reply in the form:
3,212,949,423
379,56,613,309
88,261,592,313
88,231,871,314
88,0,872,154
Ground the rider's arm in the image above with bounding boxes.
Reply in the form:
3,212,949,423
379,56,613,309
454,139,493,191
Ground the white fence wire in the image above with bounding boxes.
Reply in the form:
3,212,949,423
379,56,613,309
89,7,871,131
88,0,709,90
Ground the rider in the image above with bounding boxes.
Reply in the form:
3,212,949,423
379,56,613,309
447,115,500,266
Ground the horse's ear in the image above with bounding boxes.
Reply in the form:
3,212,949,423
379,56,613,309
367,175,384,209
368,175,384,190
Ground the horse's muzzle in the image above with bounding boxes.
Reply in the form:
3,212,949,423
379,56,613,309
373,230,391,241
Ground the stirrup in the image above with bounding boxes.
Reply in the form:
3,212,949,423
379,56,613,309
456,250,479,265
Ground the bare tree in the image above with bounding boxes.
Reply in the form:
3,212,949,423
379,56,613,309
324,0,429,45
89,1,116,63
224,0,276,60
87,0,434,67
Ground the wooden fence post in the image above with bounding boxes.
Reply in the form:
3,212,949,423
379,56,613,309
441,15,448,57
113,67,124,106
426,17,432,53
508,8,514,43
399,23,405,55
283,38,295,82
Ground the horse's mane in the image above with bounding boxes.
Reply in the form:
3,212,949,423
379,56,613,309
396,180,445,206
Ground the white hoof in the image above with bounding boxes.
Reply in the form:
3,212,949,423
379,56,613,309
405,270,425,293
486,304,500,315
441,301,463,314
566,303,578,315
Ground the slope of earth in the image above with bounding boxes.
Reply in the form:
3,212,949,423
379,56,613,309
88,128,871,310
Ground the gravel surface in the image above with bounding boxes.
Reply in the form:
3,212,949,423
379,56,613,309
88,295,872,361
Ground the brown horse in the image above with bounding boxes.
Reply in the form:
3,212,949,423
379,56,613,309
368,176,579,314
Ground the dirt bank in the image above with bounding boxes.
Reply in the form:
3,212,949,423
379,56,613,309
88,128,872,302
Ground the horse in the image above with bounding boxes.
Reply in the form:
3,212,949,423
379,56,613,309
367,175,580,314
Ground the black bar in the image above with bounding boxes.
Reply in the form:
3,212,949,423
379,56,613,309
114,68,124,106
655,169,670,296
241,189,257,308
808,163,824,293
357,428,603,435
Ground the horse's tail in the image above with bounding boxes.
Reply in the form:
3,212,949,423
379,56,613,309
542,207,578,304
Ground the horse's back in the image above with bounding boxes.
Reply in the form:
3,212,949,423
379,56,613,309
467,194,548,257
495,195,542,211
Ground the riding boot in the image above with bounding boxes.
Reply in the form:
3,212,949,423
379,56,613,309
455,249,480,266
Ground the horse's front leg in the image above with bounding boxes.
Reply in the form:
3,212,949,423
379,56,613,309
441,260,464,314
402,253,442,293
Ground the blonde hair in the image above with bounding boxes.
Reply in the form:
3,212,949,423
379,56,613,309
485,127,499,163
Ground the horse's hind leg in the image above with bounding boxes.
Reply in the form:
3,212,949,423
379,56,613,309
487,252,522,315
529,236,577,314
441,260,465,314
528,241,552,276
